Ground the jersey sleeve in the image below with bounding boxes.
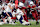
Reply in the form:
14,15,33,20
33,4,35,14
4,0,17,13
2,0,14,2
23,7,26,9
28,5,31,8
33,5,36,8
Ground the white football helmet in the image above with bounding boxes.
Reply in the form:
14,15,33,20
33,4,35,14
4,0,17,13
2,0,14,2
12,3,15,7
19,2,24,8
29,1,34,6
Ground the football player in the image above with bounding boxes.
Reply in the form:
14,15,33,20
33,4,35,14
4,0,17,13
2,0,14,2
16,2,30,25
27,1,39,25
3,1,14,24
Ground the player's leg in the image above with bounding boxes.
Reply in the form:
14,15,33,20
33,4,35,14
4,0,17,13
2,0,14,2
23,14,28,22
35,11,39,25
7,12,12,24
0,14,1,19
2,12,7,23
19,16,23,24
11,17,17,25
32,12,39,25
32,12,37,21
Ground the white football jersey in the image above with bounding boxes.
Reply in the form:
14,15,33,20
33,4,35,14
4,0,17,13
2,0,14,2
17,8,24,15
4,3,12,12
16,8,24,19
0,4,4,14
5,6,12,12
11,3,15,7
12,11,16,17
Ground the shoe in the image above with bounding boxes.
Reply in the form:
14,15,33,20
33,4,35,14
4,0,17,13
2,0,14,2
36,21,39,25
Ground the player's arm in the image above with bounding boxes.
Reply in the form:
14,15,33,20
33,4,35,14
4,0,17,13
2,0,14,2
26,6,29,8
6,12,10,17
32,5,36,10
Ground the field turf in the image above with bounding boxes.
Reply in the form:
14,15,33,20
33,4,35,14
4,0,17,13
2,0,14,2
0,20,40,27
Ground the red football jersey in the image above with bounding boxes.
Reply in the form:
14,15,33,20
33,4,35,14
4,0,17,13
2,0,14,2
28,5,36,11
28,5,36,8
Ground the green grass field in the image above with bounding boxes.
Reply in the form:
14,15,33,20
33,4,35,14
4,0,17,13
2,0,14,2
0,21,40,27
